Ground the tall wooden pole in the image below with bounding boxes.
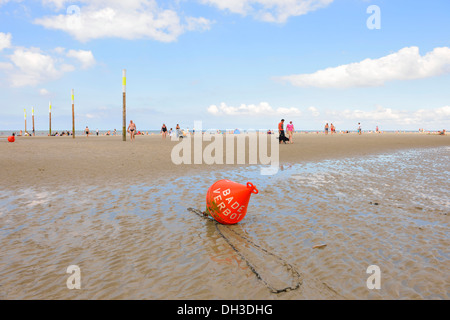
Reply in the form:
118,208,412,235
122,69,127,141
72,89,75,139
49,101,52,136
32,107,35,136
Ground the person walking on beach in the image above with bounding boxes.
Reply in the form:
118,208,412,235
85,126,90,138
325,123,329,135
286,121,294,144
358,122,362,135
127,120,136,142
278,119,287,144
330,123,335,134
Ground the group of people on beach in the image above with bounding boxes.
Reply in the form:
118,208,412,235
324,123,336,134
160,123,188,139
75,119,446,144
278,119,295,144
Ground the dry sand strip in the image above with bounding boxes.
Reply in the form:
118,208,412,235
1,133,448,189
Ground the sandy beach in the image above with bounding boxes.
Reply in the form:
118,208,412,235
0,132,449,300
1,132,448,189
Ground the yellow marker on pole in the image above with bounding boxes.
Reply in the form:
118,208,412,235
49,101,52,136
72,89,75,139
122,69,127,141
32,106,35,136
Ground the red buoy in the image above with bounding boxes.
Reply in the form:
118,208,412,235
7,136,15,143
206,179,259,225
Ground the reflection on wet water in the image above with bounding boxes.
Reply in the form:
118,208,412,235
0,147,448,299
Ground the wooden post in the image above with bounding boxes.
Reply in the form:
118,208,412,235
123,69,126,141
72,89,75,139
32,107,35,136
49,101,52,136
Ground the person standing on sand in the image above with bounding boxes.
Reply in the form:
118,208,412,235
278,119,287,144
358,122,362,135
175,124,181,139
127,120,136,142
286,121,294,144
161,124,167,139
325,123,329,135
330,123,335,134
85,126,90,138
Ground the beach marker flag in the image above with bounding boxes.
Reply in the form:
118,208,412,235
122,69,126,141
49,101,52,136
72,89,75,139
32,106,35,136
206,180,259,225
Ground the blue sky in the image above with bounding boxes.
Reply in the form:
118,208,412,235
0,0,449,131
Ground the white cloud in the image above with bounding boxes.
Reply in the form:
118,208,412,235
34,0,213,42
39,88,50,96
278,47,450,88
0,62,14,70
308,106,320,117
1,46,94,87
0,32,96,87
201,0,334,23
412,106,450,124
0,32,12,51
6,48,74,87
327,105,450,127
53,47,66,54
329,106,404,121
207,102,301,116
66,49,95,69
41,0,69,10
207,104,220,115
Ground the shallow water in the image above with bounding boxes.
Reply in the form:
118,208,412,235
0,147,448,299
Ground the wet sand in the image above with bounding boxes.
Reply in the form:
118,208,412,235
1,132,448,189
0,133,449,300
